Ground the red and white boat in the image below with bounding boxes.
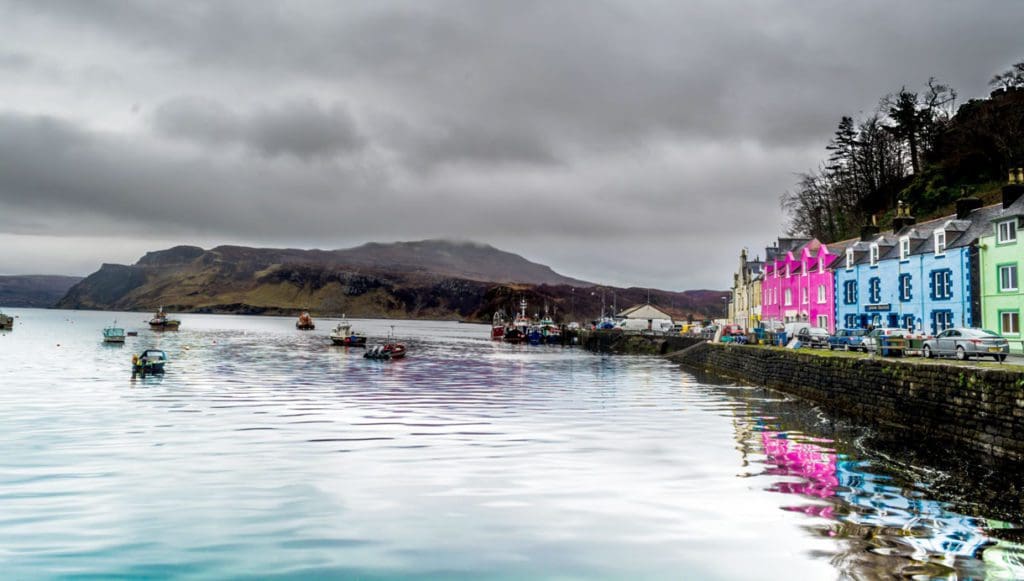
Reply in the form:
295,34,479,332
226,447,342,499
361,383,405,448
364,326,406,360
491,311,506,340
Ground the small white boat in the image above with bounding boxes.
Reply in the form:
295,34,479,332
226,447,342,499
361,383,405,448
329,316,366,346
103,324,126,343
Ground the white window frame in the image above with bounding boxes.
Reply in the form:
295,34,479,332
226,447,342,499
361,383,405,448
801,287,808,304
997,220,1018,244
816,314,828,329
869,243,879,266
934,230,946,255
817,284,826,304
998,264,1019,292
785,264,791,278
1001,311,1020,335
899,236,910,261
784,288,792,306
818,257,824,273
845,248,854,270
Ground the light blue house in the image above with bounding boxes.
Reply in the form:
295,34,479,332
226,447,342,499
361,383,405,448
832,199,997,334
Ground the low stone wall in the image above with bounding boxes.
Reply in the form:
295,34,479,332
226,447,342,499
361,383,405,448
669,343,1024,463
581,332,705,355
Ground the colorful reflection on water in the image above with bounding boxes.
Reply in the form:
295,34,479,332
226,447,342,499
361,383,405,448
753,425,1024,579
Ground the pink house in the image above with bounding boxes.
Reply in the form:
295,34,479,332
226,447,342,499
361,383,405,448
760,240,839,332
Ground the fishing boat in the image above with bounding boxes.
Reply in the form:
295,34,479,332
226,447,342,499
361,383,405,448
132,349,167,374
364,327,406,360
148,307,181,330
103,323,126,343
539,316,561,344
329,316,367,346
503,299,531,344
0,310,12,331
296,311,315,330
491,311,506,341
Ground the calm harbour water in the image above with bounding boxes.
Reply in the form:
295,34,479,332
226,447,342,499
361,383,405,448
0,309,1022,580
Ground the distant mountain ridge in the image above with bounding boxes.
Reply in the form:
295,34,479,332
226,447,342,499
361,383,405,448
0,275,83,308
57,239,728,320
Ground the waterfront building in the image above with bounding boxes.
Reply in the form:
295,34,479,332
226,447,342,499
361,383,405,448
730,248,763,331
761,239,839,332
615,303,674,330
978,171,1024,352
833,199,997,334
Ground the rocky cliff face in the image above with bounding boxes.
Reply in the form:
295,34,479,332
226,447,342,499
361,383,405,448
57,240,728,320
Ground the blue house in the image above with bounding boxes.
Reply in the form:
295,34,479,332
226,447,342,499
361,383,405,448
833,199,997,334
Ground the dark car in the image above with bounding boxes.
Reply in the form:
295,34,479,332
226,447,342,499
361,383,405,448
828,328,867,351
796,326,830,349
922,328,1010,361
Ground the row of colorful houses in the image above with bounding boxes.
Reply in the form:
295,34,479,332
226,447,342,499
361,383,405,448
729,169,1024,351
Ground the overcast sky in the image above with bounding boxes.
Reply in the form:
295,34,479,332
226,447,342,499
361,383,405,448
0,1,1020,289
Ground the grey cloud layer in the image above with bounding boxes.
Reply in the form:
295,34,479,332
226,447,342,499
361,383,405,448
1,0,1022,287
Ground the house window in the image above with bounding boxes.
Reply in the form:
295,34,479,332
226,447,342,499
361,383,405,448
931,310,953,334
816,314,828,328
817,285,826,304
869,244,879,266
801,287,808,304
930,269,953,300
998,264,1019,292
871,314,882,327
843,280,857,305
997,220,1018,244
934,230,946,255
868,277,881,304
902,314,915,330
1001,311,1021,335
818,257,824,273
898,273,912,302
786,264,791,278
899,236,910,261
845,314,857,328
845,248,854,270
784,289,792,306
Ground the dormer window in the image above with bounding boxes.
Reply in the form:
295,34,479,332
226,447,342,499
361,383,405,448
786,264,791,278
845,248,854,270
869,244,879,266
934,230,946,255
899,236,910,261
818,257,824,273
997,219,1018,244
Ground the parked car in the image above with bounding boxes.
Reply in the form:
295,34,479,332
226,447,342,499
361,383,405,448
828,328,867,351
861,327,908,355
796,326,830,349
922,328,1010,361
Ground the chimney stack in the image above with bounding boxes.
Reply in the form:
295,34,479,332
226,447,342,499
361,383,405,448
891,201,917,232
956,196,983,219
860,216,880,241
1004,167,1024,209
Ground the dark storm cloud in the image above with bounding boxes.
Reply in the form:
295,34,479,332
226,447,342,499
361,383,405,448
1,0,1022,286
152,97,366,160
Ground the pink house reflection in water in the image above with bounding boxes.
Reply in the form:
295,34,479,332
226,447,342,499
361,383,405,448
761,431,838,519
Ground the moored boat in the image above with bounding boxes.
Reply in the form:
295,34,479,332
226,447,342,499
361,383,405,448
364,327,406,360
296,311,315,330
103,324,126,343
491,311,506,340
0,310,12,331
329,316,367,346
132,349,167,374
539,317,562,344
148,307,181,330
503,298,532,343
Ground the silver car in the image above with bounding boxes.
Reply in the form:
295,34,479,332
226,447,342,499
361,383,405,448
922,328,1010,361
861,327,907,355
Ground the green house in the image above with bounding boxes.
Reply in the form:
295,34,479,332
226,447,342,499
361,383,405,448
979,170,1024,352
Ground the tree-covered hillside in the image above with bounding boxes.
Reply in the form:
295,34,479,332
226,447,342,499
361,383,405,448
783,60,1024,242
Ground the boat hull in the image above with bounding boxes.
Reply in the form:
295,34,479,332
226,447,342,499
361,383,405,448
331,336,367,346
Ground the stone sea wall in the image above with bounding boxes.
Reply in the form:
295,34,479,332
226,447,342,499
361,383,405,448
668,343,1024,463
581,332,704,355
